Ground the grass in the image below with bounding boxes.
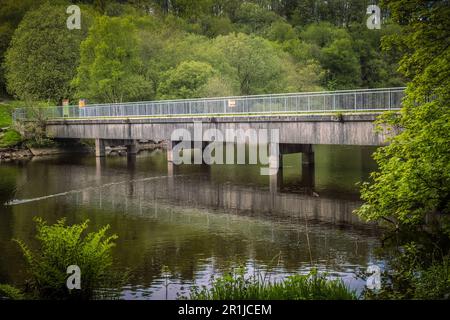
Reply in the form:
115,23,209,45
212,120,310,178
0,130,22,148
0,102,23,148
0,102,13,128
188,268,357,300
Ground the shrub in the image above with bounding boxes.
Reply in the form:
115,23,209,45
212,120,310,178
363,242,450,300
0,129,22,147
0,284,24,300
188,267,356,300
14,217,124,300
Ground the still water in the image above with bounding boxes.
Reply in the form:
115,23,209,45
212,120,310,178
0,145,383,299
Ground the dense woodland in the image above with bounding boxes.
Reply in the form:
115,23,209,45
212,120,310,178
0,0,405,104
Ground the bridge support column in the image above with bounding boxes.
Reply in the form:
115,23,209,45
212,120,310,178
191,141,209,164
269,142,282,170
301,144,315,165
126,141,138,155
95,139,105,157
269,168,283,194
301,145,315,189
200,141,209,165
167,140,176,162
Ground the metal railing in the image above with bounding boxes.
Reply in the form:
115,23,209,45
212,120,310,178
12,87,405,121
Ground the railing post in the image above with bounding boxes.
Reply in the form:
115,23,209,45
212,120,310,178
269,96,272,113
388,89,391,110
354,93,357,111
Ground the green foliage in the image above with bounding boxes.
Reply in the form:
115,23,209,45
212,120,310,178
73,15,151,103
0,0,404,102
0,129,21,147
189,268,356,300
0,284,25,300
414,258,450,299
198,15,234,38
14,217,121,300
158,60,216,99
0,103,13,127
0,101,22,147
198,75,236,98
364,242,450,300
357,0,450,227
289,0,366,27
0,0,41,94
233,2,280,34
356,0,450,300
214,33,284,95
11,101,56,148
320,38,361,89
4,3,93,103
265,20,297,42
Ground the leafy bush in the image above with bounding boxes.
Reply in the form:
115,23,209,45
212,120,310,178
0,104,13,127
414,258,450,299
364,242,450,300
12,104,55,148
188,268,356,300
0,284,24,300
0,129,22,147
15,217,124,300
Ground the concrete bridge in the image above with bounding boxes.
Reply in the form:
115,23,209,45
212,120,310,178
14,87,404,172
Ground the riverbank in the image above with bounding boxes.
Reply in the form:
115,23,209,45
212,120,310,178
0,141,166,161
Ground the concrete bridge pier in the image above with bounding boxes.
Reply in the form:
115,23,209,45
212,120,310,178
301,144,315,165
167,140,176,162
270,169,283,194
95,139,105,157
126,141,138,156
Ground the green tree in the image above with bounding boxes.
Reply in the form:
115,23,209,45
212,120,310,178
265,20,297,42
72,16,151,103
320,38,361,89
4,3,92,103
233,2,280,34
350,23,405,88
214,33,283,95
289,0,366,27
357,1,450,232
0,0,41,95
157,60,216,99
198,75,236,97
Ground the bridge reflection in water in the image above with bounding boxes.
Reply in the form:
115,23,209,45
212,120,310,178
88,148,369,226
